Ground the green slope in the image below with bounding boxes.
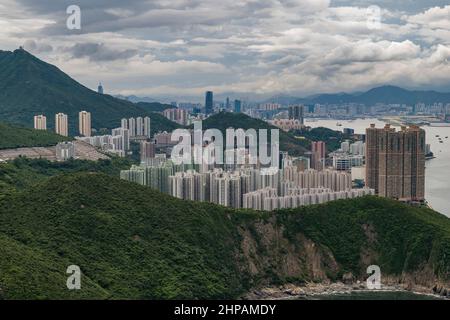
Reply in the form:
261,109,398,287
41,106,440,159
0,157,134,196
0,122,71,149
0,49,180,134
0,173,448,299
201,112,309,155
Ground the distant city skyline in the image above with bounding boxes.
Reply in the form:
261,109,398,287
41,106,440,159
1,1,450,100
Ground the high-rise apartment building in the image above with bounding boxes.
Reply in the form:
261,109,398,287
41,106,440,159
112,127,130,151
121,118,128,130
34,115,47,130
311,141,326,170
163,109,187,125
143,117,151,138
205,91,213,115
289,105,304,125
128,118,136,137
55,113,68,136
140,141,156,163
365,124,426,202
123,117,151,138
55,141,75,161
79,111,92,137
136,117,144,136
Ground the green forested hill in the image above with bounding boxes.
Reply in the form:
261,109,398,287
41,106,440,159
0,122,71,149
0,49,180,134
201,112,309,155
0,172,448,299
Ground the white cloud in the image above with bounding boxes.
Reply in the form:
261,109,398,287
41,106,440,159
1,1,450,100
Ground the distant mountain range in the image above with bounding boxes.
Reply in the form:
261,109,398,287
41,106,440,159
0,49,179,135
264,86,450,105
115,94,158,104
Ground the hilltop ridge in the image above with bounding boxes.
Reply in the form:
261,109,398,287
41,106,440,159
0,172,448,299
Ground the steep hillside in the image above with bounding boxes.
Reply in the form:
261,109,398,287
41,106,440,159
0,122,71,149
0,157,134,197
202,112,309,155
0,49,180,134
0,173,448,299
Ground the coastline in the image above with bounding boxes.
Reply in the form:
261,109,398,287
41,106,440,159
245,282,449,300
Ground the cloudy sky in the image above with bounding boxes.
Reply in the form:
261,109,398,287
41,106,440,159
1,0,450,101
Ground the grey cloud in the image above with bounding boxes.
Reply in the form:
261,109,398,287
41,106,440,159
3,0,450,99
64,43,138,61
23,39,53,53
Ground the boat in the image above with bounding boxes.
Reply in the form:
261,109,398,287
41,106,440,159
336,122,342,127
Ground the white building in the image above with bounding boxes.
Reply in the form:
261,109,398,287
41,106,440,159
55,142,75,161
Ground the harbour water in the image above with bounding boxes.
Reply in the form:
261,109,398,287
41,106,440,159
306,291,441,300
304,118,450,217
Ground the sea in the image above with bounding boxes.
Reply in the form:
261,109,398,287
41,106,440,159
304,291,442,300
304,118,450,218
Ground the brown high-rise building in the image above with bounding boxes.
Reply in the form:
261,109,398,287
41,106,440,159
140,141,156,163
311,141,326,171
365,124,425,202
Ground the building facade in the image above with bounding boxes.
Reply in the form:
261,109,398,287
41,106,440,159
79,111,91,137
55,113,68,136
365,124,426,202
34,115,47,130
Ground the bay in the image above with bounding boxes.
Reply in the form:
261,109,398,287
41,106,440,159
304,118,450,217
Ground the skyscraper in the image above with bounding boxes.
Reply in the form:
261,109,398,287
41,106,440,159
365,124,426,202
121,118,128,130
289,105,304,125
112,127,130,151
79,111,91,137
205,91,213,115
234,100,241,113
143,117,151,138
34,115,47,130
136,117,144,136
311,141,326,170
140,141,156,163
128,118,136,137
55,113,68,136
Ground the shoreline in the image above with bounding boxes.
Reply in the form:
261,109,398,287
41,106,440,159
245,282,449,300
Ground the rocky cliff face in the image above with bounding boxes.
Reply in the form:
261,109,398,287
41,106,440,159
235,214,450,298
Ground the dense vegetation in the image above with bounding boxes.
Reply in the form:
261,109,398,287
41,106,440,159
0,172,448,299
0,157,134,197
293,127,353,152
0,123,71,149
278,197,450,279
0,49,179,135
200,112,309,155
